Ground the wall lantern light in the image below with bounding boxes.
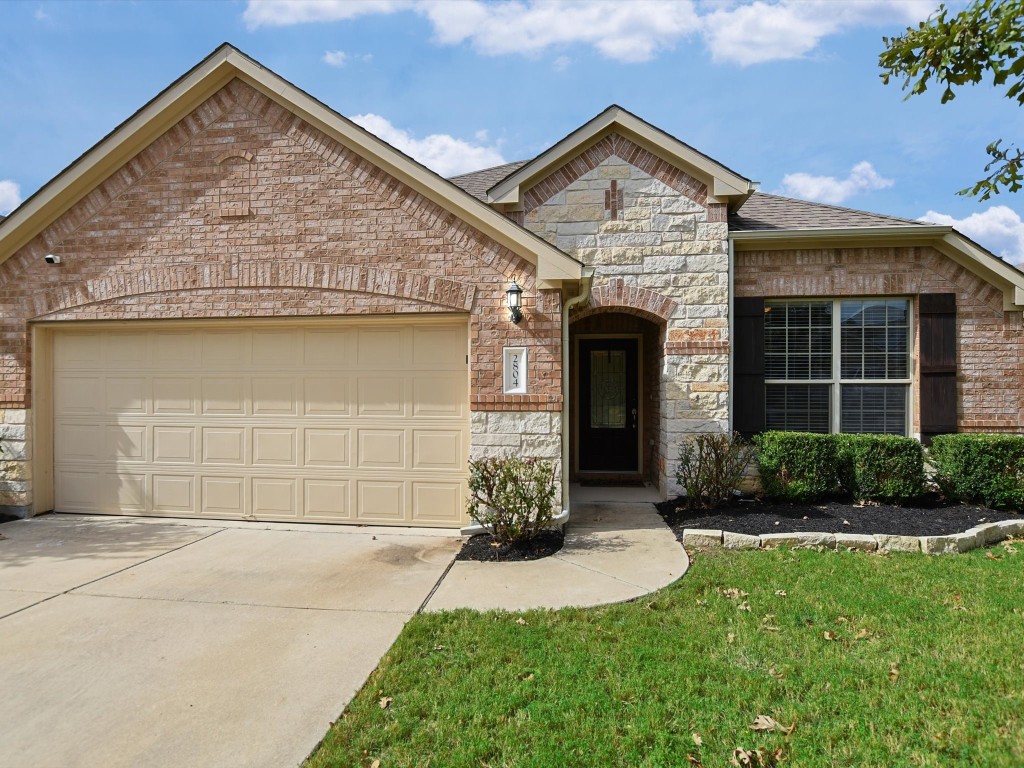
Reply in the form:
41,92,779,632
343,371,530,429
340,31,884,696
506,280,524,324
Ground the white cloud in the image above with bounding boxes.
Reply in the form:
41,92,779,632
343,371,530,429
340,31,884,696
244,0,411,29
0,180,22,216
244,0,931,65
351,114,505,176
552,55,571,72
322,50,348,67
778,161,894,205
921,206,1024,265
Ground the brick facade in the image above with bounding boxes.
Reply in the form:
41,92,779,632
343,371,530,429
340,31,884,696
735,246,1024,434
0,79,564,513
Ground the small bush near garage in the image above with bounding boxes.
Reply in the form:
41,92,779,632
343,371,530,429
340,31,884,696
837,434,925,503
675,432,753,509
467,456,557,545
930,433,1024,510
754,431,839,502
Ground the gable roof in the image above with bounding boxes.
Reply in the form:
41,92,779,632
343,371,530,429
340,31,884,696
449,161,529,202
0,44,582,284
729,191,926,231
484,105,757,210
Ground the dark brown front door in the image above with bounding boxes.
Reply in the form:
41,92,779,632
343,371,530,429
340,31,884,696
578,337,640,473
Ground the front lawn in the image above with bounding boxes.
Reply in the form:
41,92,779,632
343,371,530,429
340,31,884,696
307,545,1024,767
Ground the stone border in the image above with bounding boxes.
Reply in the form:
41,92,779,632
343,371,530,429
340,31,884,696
681,519,1024,555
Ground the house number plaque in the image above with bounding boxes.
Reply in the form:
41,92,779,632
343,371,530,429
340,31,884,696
502,347,528,394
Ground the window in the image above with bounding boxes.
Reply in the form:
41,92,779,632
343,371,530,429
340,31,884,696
764,299,911,435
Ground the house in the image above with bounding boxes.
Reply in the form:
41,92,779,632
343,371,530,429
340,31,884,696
0,44,1021,527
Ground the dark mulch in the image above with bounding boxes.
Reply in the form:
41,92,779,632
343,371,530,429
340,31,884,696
656,494,1023,538
456,529,565,562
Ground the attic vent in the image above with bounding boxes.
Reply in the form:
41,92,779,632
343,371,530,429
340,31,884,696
217,150,254,218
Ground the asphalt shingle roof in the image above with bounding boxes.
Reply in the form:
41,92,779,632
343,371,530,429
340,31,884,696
728,191,925,232
448,161,529,201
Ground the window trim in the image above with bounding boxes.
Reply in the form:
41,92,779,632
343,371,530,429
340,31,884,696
763,297,915,436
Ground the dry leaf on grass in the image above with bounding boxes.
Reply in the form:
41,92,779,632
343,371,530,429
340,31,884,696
515,617,528,625
774,590,787,598
738,601,752,612
768,668,784,681
378,696,393,709
749,715,796,736
823,630,837,641
986,551,1001,560
889,663,900,681
855,628,873,640
687,754,703,766
727,633,736,644
692,732,703,746
370,760,380,768
722,588,749,600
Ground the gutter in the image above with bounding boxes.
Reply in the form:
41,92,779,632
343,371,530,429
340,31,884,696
558,268,595,525
728,225,953,243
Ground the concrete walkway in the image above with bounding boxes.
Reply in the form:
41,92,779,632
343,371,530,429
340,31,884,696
426,502,689,611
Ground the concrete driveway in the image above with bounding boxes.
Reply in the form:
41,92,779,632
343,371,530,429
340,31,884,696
0,514,460,768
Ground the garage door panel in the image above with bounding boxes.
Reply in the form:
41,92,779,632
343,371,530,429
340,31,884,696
412,483,463,524
201,476,245,516
413,430,463,470
152,474,195,513
53,320,469,527
153,377,197,414
304,377,351,416
253,477,298,517
304,479,350,520
57,424,104,463
253,428,298,467
357,480,405,522
201,378,247,415
202,427,246,465
153,426,196,464
106,377,147,415
252,377,298,416
106,425,146,462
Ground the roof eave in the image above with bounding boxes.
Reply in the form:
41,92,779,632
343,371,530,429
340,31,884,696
730,225,1024,311
0,44,583,284
486,106,756,210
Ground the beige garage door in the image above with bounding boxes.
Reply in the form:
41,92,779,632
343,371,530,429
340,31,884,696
52,319,469,527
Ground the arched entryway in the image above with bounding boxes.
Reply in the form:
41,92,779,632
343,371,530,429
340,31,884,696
569,310,665,488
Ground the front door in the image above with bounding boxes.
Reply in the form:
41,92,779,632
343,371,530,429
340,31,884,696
578,337,640,473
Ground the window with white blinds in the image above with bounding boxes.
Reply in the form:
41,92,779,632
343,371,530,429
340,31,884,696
764,299,911,436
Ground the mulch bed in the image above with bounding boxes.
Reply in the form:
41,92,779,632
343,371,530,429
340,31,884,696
456,529,565,562
656,495,1023,538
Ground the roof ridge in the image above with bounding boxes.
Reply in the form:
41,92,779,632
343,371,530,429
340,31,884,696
746,190,925,226
448,160,529,180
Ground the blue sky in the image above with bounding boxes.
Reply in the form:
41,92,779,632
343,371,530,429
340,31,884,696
2,0,1023,262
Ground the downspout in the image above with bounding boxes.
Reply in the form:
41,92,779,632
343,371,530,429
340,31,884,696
553,267,595,527
727,238,735,434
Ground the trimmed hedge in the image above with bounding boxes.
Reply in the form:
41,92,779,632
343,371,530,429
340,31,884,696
837,434,925,503
753,432,839,502
929,433,1024,510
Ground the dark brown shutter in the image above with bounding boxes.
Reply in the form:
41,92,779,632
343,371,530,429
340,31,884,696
734,297,765,438
919,293,957,444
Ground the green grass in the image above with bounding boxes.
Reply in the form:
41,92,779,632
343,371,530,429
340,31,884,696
307,545,1024,767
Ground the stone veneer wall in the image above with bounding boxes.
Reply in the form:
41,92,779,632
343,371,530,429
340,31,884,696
520,134,730,496
0,78,563,517
735,246,1024,434
470,411,563,508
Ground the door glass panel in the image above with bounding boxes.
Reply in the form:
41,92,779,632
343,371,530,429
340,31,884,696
590,350,627,429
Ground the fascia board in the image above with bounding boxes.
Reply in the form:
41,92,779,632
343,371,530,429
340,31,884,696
487,106,754,206
730,226,1024,310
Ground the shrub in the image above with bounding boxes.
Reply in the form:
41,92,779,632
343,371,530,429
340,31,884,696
929,433,1024,509
467,455,557,544
676,432,753,509
836,434,924,503
753,431,839,502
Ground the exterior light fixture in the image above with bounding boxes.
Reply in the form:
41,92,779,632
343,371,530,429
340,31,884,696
506,279,523,324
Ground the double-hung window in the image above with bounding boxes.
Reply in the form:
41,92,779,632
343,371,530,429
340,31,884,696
764,298,911,436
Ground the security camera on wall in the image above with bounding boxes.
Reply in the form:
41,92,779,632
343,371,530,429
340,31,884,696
44,254,61,264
